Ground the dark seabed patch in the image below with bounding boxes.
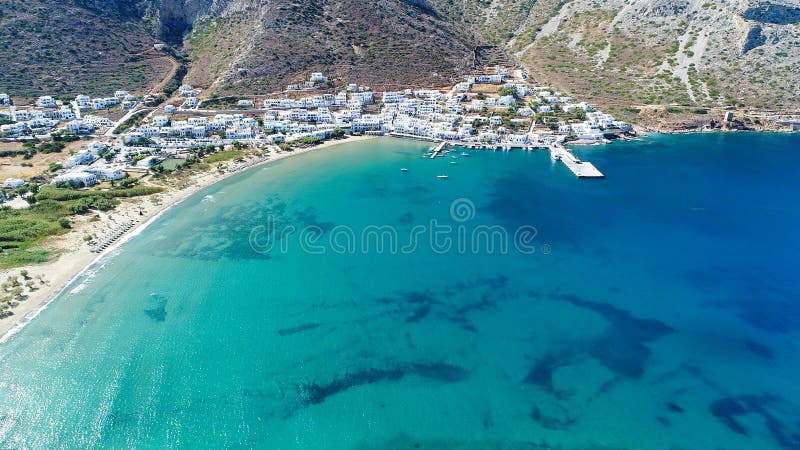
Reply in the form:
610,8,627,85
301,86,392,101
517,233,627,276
144,294,167,322
406,304,432,323
277,322,323,336
530,406,576,430
524,352,574,393
296,362,469,409
666,402,685,413
744,339,775,359
397,212,415,225
710,395,800,449
375,277,514,333
293,206,336,233
552,294,674,378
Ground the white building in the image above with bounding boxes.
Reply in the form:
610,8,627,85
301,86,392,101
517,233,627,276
0,94,10,105
178,85,194,97
351,115,383,133
310,73,328,83
37,96,57,108
85,165,124,181
52,171,97,187
64,151,94,168
65,120,95,134
498,95,516,106
75,95,91,108
0,123,26,136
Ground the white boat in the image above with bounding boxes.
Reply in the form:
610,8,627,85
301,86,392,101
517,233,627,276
436,175,449,179
400,168,408,172
450,161,457,165
461,152,469,157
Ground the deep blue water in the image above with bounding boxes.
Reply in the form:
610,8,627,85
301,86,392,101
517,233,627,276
0,133,799,449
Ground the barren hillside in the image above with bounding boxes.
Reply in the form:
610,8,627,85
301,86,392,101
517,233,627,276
1,0,798,113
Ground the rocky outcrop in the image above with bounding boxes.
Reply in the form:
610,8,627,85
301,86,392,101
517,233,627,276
742,24,767,53
153,0,215,43
637,0,690,17
743,1,800,25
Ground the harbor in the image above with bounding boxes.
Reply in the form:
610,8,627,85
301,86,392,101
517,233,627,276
420,140,605,179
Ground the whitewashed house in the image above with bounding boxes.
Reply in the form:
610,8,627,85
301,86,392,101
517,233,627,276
1,123,27,136
498,95,516,106
75,95,91,108
52,171,97,187
153,115,170,127
469,100,485,111
0,93,10,105
65,120,95,134
59,106,76,120
351,115,383,133
37,96,57,108
65,150,94,168
178,85,194,96
85,165,124,181
310,73,328,83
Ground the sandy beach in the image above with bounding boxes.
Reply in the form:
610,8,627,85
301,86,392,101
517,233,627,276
0,135,377,341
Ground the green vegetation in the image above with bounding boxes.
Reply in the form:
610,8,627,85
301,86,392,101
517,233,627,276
0,184,162,269
204,150,244,163
113,110,148,134
200,96,242,109
497,86,519,98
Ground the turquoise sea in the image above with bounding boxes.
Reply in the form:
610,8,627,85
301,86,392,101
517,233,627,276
1,133,799,449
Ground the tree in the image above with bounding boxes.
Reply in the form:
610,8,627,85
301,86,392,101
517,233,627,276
330,127,345,139
20,270,28,279
498,86,519,98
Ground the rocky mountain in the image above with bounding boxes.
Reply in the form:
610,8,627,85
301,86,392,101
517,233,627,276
0,0,173,97
180,0,479,93
503,0,800,112
1,0,798,113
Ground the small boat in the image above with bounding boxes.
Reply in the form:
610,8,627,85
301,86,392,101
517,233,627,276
450,155,457,159
450,161,457,165
436,175,449,179
400,168,408,172
461,152,469,157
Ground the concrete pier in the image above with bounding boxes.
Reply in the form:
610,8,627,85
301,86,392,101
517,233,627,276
549,145,604,178
429,141,447,158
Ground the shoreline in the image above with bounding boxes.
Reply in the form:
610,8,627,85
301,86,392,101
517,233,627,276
0,135,377,342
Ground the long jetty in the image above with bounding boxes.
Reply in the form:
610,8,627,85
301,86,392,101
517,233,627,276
393,134,605,179
429,141,447,158
548,144,604,178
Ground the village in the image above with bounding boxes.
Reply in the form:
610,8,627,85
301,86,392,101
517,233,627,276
0,65,644,203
